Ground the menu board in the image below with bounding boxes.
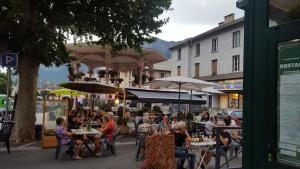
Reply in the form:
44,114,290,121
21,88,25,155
42,100,68,136
278,42,300,167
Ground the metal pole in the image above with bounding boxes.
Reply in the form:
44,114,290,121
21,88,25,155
177,83,181,112
5,67,11,120
189,90,192,114
215,128,221,169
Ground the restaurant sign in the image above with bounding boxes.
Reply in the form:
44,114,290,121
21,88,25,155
214,79,243,90
277,42,300,167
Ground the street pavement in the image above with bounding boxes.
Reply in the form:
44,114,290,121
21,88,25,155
0,137,242,169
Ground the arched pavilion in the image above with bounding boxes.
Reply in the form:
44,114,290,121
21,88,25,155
66,44,167,87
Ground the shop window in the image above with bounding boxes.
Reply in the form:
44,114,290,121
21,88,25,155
160,73,165,78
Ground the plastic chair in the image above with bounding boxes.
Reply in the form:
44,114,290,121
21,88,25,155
175,147,190,169
0,121,15,153
136,131,149,160
55,134,73,161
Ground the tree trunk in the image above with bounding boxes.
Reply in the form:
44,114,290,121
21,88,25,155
11,55,39,143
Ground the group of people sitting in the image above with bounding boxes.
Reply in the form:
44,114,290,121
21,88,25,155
55,108,117,160
136,110,242,169
176,112,242,169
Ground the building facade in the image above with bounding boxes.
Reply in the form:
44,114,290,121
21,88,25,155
170,14,244,110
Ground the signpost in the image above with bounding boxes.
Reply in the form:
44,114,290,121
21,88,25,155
0,52,18,120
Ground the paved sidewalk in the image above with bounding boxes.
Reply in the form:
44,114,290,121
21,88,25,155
0,137,242,169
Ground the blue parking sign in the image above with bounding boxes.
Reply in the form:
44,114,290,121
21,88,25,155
1,52,18,68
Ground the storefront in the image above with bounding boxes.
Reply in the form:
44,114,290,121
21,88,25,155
215,79,243,109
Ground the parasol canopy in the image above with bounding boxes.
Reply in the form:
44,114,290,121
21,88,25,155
48,88,84,96
60,81,122,94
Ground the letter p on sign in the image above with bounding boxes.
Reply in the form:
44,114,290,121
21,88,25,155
1,53,18,68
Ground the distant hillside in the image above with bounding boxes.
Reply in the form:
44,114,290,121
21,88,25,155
142,38,175,59
38,38,176,84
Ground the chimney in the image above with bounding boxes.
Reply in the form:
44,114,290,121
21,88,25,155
224,13,235,23
219,22,224,26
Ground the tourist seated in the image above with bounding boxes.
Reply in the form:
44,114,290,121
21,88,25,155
170,114,177,131
94,115,116,156
201,111,210,122
107,112,116,130
138,115,154,134
224,116,241,158
174,121,195,169
135,111,143,126
205,116,215,136
55,117,83,160
202,121,232,167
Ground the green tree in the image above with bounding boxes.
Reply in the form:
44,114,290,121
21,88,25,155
0,0,171,143
0,72,10,94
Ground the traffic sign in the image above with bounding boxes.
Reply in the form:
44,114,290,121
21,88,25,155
1,52,18,68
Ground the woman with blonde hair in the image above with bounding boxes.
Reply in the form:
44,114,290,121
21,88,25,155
174,121,195,169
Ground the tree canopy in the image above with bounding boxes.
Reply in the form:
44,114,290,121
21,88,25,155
0,0,172,65
0,0,171,143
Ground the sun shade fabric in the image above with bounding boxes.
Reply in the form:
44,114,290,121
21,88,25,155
60,82,122,94
126,89,206,104
148,76,218,90
48,88,84,96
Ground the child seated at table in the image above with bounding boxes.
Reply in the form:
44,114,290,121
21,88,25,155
55,117,83,160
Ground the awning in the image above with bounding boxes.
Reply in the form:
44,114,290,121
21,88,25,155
125,88,206,104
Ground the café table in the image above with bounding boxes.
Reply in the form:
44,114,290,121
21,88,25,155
71,128,102,156
190,141,216,169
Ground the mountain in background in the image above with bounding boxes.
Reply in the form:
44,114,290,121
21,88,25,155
143,38,176,59
38,38,176,85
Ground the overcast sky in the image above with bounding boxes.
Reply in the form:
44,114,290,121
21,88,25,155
156,0,244,41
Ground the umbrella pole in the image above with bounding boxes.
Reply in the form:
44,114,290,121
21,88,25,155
178,83,181,112
189,90,192,114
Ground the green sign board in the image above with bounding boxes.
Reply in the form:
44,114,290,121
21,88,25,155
278,42,300,167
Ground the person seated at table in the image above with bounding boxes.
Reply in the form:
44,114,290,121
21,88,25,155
135,111,143,126
107,112,116,129
205,116,215,136
224,116,241,158
201,111,210,122
202,121,232,168
170,114,177,131
94,115,116,155
174,121,195,169
138,115,154,134
55,117,83,160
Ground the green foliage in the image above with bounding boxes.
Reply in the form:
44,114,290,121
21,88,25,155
99,103,112,112
0,72,12,94
0,0,172,66
141,106,150,113
152,105,161,112
0,72,8,94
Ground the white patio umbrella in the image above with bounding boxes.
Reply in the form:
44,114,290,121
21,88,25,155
147,76,219,111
